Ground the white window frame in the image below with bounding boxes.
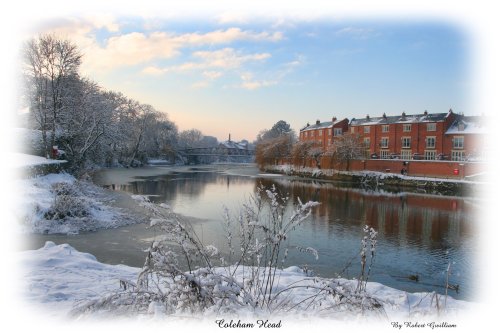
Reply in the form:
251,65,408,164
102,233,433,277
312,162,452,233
403,124,412,132
363,137,370,148
453,136,464,149
426,136,436,148
380,137,389,148
334,128,343,136
380,150,390,159
427,123,436,131
451,150,466,161
401,137,411,148
364,126,370,134
401,150,412,160
425,150,436,160
382,125,389,133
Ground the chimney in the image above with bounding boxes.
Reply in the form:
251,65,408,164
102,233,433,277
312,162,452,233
228,133,231,142
424,110,428,116
366,114,370,120
316,120,321,125
383,113,387,119
332,116,337,122
307,122,310,127
402,112,406,118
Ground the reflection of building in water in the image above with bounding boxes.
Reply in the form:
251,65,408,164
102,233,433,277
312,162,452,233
258,178,474,247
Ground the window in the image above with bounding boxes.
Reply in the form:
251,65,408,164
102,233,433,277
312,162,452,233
382,125,389,133
425,150,436,160
334,128,343,136
401,150,412,160
402,137,411,148
380,137,389,148
351,127,355,134
453,136,464,149
364,126,370,133
452,150,466,161
403,124,412,132
327,129,332,136
426,137,436,148
427,123,436,131
380,150,390,159
363,137,370,148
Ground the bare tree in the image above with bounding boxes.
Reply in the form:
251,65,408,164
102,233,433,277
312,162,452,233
23,34,82,158
255,133,295,167
178,129,204,149
324,133,364,171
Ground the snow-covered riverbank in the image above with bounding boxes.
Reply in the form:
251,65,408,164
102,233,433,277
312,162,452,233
19,241,473,323
15,172,147,234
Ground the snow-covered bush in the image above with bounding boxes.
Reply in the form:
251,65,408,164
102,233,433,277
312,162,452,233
17,173,137,234
44,182,92,220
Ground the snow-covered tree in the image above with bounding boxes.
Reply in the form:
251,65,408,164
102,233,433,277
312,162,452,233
23,34,82,158
178,129,204,149
256,120,294,142
325,133,364,170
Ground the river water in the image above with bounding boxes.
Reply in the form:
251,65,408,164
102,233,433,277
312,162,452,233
26,164,479,301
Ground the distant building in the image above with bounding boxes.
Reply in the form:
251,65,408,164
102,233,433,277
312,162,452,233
298,110,488,162
299,117,349,150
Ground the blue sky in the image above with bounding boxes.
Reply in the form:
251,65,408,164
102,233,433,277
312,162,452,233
34,16,470,142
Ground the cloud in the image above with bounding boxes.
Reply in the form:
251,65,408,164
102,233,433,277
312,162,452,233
87,28,281,73
203,71,223,80
335,27,379,39
215,11,250,25
142,48,271,75
239,72,277,90
36,18,284,74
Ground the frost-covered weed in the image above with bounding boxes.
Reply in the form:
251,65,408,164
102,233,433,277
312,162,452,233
74,186,387,318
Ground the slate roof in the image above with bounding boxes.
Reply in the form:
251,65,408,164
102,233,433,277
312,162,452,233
350,111,452,126
445,115,488,135
300,118,347,131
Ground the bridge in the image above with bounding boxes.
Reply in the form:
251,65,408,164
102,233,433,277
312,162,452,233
178,141,255,164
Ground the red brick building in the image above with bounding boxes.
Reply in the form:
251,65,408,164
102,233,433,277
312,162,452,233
299,117,349,150
444,115,488,161
349,110,456,160
299,110,488,162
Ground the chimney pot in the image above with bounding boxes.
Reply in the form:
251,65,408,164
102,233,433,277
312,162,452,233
316,120,321,125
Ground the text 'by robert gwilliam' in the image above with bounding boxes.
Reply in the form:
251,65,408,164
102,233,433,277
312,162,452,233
215,319,282,328
391,321,457,329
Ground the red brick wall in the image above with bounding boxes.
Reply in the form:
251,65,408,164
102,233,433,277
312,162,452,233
283,156,486,179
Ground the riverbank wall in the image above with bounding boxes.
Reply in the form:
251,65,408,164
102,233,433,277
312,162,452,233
263,164,485,196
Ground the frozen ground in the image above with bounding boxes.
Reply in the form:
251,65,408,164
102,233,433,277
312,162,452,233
19,241,474,324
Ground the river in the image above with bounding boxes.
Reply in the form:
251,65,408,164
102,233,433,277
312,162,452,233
26,164,479,301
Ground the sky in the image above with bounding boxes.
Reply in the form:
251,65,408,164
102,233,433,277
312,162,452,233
23,14,470,142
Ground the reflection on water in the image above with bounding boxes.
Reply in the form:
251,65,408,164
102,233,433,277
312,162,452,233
27,167,478,301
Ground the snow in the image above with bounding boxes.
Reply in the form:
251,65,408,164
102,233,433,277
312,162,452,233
9,152,66,168
18,241,140,317
14,172,138,234
18,242,474,323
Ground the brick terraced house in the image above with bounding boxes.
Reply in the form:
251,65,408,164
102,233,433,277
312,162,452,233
299,110,487,161
299,117,349,150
